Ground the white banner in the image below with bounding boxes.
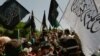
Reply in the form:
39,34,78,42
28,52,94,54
64,0,100,56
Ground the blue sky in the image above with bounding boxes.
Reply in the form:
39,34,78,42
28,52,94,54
0,0,69,30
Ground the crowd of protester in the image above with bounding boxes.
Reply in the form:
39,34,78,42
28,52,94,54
0,29,85,56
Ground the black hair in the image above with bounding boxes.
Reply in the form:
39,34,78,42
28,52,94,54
64,29,70,35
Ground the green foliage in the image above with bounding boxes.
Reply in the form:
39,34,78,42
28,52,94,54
16,22,25,29
0,26,6,34
0,22,41,39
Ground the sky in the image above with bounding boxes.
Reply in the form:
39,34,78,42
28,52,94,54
0,0,70,30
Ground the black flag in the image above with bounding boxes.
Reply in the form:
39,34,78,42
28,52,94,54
24,11,36,32
0,0,29,29
31,11,36,32
48,0,59,28
42,11,47,30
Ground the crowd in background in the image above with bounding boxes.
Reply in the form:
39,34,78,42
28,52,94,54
0,29,85,56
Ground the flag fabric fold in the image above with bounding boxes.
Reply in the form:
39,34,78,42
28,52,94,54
0,0,29,29
48,0,59,28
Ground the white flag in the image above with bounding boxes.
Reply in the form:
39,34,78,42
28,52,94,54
64,0,100,56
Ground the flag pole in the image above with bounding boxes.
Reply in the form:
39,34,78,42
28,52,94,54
33,16,43,31
18,6,23,50
17,29,22,49
34,16,42,24
18,29,20,39
58,5,63,13
29,26,32,41
58,6,64,30
58,0,70,24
